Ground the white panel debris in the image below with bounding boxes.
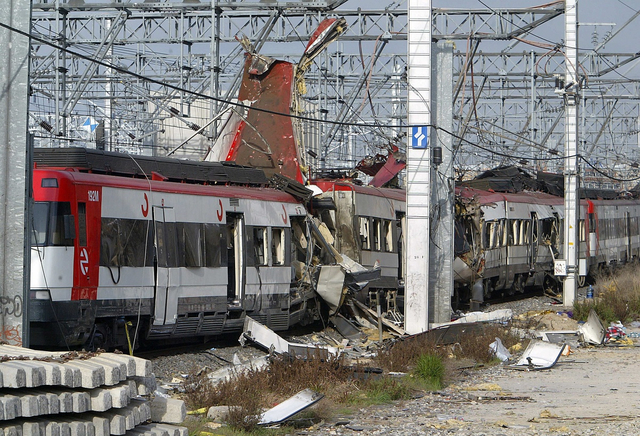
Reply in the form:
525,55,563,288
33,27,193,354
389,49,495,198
258,389,324,425
240,317,338,359
511,340,565,370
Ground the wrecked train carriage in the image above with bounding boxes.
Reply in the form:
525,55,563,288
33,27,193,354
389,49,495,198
310,179,406,309
454,186,564,305
454,186,640,305
29,148,348,350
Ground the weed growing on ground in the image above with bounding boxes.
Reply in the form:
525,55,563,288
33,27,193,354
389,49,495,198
573,264,640,323
345,377,413,406
413,353,445,390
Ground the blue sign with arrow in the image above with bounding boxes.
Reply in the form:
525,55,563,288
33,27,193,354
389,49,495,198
411,126,428,149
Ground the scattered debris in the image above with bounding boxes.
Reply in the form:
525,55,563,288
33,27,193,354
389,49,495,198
537,331,581,348
578,309,606,345
240,316,338,359
352,299,406,336
329,313,367,344
258,388,324,425
510,340,565,370
489,337,512,362
316,265,346,315
436,309,513,327
206,355,269,385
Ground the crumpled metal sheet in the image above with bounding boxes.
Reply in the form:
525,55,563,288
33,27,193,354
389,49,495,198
259,388,324,425
510,340,565,370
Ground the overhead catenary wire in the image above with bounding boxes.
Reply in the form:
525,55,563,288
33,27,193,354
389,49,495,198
6,15,640,183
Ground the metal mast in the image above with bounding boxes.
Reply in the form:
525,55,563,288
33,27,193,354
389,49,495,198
563,0,579,305
405,0,432,334
0,0,32,347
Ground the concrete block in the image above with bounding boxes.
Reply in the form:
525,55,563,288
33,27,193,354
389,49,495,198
71,392,91,413
0,424,22,436
59,365,83,389
90,416,110,436
149,398,185,424
86,358,125,386
88,390,112,413
67,420,93,436
128,377,155,397
127,425,169,436
27,363,61,387
57,392,74,414
6,362,46,388
108,385,132,409
124,381,138,398
62,362,105,389
44,392,60,415
100,356,151,378
0,394,20,420
45,421,61,436
104,412,127,436
57,422,70,436
0,363,27,388
18,393,47,418
22,421,45,436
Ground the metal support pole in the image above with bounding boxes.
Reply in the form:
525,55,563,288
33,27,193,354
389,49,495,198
0,0,32,347
405,0,432,334
563,0,579,306
430,41,454,325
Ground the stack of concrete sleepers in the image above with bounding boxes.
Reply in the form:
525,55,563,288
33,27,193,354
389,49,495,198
0,345,187,436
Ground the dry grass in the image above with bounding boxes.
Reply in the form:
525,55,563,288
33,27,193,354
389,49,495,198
573,264,640,323
181,322,522,433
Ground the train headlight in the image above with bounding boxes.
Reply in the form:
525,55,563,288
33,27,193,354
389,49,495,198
29,290,51,300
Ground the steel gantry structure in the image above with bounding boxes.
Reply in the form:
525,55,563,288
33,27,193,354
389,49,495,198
27,0,640,183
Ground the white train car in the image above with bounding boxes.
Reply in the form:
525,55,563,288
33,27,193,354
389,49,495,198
29,154,313,349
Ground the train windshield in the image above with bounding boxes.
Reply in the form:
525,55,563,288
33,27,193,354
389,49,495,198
31,201,74,247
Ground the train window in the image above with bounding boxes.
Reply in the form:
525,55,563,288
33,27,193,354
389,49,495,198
383,220,394,252
500,220,508,247
483,221,492,249
101,218,153,267
204,223,224,267
510,220,519,245
373,218,382,251
522,220,530,244
177,223,204,267
49,202,74,246
78,203,87,247
250,227,267,266
359,217,371,250
31,202,50,245
271,228,285,265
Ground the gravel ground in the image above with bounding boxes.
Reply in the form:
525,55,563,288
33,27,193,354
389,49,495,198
149,293,640,435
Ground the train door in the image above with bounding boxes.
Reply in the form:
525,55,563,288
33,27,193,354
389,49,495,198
152,206,178,325
529,212,538,271
226,213,245,304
